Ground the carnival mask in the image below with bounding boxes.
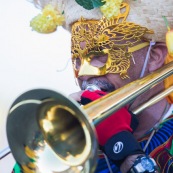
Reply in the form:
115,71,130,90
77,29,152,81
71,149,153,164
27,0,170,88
71,3,154,79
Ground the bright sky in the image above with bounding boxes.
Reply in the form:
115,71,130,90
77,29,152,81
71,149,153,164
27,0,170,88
0,0,79,172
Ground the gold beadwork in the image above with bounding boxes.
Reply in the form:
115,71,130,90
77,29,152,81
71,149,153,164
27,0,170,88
71,3,154,79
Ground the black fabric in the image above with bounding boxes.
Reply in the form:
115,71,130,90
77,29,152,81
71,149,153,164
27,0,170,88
81,97,93,105
129,111,139,132
103,131,144,167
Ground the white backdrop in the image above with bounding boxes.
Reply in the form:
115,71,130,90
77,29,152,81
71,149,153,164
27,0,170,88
0,0,80,172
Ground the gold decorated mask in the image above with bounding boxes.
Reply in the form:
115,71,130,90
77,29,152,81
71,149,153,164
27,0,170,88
71,3,154,79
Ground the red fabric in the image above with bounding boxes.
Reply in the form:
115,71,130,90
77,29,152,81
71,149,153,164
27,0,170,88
81,90,133,146
81,90,107,101
96,108,133,146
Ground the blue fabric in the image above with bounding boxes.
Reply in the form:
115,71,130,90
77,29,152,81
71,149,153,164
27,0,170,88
12,116,173,173
95,116,173,173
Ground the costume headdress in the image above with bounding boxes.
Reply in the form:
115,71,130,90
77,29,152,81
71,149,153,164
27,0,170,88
30,0,173,101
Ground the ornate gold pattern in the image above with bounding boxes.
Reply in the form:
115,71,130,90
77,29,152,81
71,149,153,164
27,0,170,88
71,3,154,78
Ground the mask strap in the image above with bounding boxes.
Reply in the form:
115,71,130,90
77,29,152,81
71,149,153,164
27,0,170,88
140,41,156,78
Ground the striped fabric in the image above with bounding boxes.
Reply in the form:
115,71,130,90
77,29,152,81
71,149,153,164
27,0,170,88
95,115,173,173
12,114,173,173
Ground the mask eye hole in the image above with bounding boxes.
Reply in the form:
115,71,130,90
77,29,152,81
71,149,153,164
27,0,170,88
73,57,81,70
90,54,108,68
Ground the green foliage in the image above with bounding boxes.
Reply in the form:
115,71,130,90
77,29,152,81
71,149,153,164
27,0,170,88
92,0,105,8
75,0,105,10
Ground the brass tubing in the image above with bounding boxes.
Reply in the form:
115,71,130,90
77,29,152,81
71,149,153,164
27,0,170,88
6,61,173,172
83,61,173,125
133,85,173,115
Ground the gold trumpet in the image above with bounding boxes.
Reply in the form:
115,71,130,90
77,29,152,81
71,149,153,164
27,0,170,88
6,61,173,173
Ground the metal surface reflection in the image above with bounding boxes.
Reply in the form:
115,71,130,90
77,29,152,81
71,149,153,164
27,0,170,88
7,90,97,173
